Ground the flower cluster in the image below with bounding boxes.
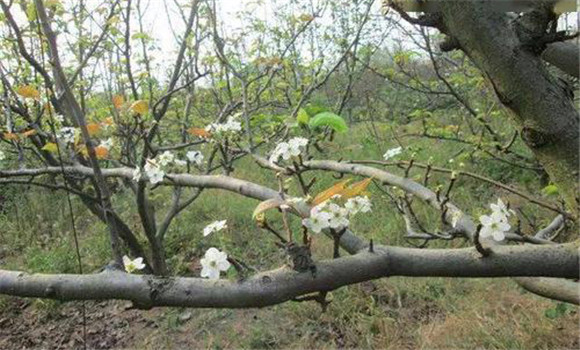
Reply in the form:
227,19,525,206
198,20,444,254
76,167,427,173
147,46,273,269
0,150,5,161
269,137,308,163
302,195,371,233
200,247,231,280
205,115,242,135
478,198,514,241
134,150,202,184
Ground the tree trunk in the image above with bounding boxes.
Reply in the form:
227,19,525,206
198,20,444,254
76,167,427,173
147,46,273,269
434,2,579,216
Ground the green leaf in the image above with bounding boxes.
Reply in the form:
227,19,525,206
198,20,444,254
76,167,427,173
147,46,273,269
41,142,58,153
296,108,309,124
26,2,37,21
304,104,326,117
544,308,558,319
309,112,348,133
542,184,559,196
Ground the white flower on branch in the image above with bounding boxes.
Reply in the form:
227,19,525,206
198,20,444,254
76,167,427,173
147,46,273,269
490,198,515,220
479,211,510,241
302,207,332,233
57,127,77,144
157,151,175,166
174,159,187,166
132,167,142,182
122,255,145,273
203,220,227,237
223,115,242,132
144,159,165,184
200,247,231,280
0,150,5,161
205,115,242,136
100,138,114,150
345,196,372,215
383,146,402,161
186,151,204,165
54,114,65,123
327,203,350,229
269,137,308,163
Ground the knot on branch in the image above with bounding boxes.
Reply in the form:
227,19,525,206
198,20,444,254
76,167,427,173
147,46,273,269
521,127,550,149
285,242,316,276
439,36,460,52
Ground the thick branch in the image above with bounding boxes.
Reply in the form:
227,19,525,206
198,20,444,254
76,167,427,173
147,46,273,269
0,242,577,308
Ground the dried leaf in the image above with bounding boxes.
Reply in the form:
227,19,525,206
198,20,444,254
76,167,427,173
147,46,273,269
187,127,211,138
129,100,148,115
21,129,37,137
94,145,109,159
2,132,19,141
339,178,373,200
312,179,351,206
112,95,124,109
16,85,40,99
86,123,101,136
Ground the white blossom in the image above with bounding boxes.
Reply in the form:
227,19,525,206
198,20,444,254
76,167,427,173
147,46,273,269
0,150,5,161
132,168,142,182
54,114,65,123
144,159,165,184
100,138,114,150
122,255,145,273
186,150,204,165
205,115,242,135
203,220,227,237
383,146,402,161
479,211,510,241
269,137,308,163
345,196,372,215
200,247,231,280
57,127,77,144
490,198,515,220
157,151,175,166
326,203,350,229
174,158,187,166
302,208,332,234
223,115,242,132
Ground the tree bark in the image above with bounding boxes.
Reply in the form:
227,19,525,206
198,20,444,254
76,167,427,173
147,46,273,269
434,2,579,216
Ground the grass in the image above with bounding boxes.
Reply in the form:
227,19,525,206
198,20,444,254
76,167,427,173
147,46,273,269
0,120,577,349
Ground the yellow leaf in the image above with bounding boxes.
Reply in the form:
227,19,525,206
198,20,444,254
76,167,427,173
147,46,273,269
102,117,114,126
16,85,40,99
86,123,101,136
312,179,352,206
2,132,19,141
129,100,148,115
112,95,124,109
187,127,211,138
339,178,373,200
95,145,109,159
78,145,88,157
21,129,37,137
42,142,58,153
